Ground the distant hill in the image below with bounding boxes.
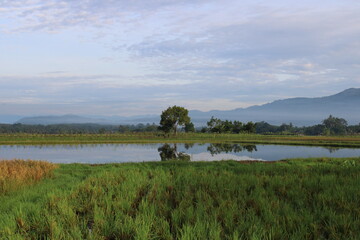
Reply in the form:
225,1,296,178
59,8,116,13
16,114,160,125
16,114,111,125
0,115,23,124
14,88,360,126
189,88,360,126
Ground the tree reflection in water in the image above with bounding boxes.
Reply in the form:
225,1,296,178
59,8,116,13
184,143,195,150
158,143,191,161
324,147,340,153
207,143,257,155
158,143,257,160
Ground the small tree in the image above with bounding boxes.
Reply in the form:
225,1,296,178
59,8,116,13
184,122,195,133
207,116,224,133
159,106,191,135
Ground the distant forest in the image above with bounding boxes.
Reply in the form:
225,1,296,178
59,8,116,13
0,115,359,135
0,123,158,134
255,115,360,135
202,115,360,135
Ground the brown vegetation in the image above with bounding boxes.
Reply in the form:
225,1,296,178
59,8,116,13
0,159,57,194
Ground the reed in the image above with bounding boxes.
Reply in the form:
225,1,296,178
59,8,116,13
0,159,57,194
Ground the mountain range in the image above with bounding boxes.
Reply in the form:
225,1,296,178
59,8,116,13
11,88,360,126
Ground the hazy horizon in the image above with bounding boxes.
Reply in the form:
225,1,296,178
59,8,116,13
1,0,359,117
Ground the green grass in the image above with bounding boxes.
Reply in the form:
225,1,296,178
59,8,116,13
1,133,360,147
1,158,360,239
0,164,107,238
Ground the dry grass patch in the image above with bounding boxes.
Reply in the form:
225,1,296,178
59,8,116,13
0,159,58,194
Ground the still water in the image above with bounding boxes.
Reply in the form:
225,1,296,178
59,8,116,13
0,143,360,163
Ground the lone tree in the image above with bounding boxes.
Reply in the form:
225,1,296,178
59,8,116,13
322,115,348,135
159,106,191,135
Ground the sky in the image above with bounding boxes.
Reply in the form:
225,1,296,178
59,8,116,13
0,0,360,118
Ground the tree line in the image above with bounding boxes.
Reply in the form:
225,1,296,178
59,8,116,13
158,106,360,136
0,123,158,134
256,115,360,135
1,105,359,135
158,106,256,134
202,117,256,134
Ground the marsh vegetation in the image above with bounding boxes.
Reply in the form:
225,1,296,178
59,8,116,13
1,158,359,239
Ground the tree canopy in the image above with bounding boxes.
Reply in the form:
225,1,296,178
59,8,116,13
206,117,256,134
184,122,195,133
159,106,191,135
322,115,348,135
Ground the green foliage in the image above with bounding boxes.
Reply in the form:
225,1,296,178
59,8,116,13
232,120,243,133
1,159,360,239
159,106,191,135
322,115,348,135
206,117,256,134
184,122,195,133
303,124,325,136
256,115,354,136
255,121,279,134
243,121,256,133
207,116,224,133
98,127,106,134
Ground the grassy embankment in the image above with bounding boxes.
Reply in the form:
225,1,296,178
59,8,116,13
1,133,360,147
1,158,359,239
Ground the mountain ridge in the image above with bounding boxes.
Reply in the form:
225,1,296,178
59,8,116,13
13,88,360,126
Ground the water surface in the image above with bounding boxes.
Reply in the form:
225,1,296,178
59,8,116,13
0,143,359,163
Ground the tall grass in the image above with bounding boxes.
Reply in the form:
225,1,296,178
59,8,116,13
0,163,103,238
0,159,57,194
1,158,359,239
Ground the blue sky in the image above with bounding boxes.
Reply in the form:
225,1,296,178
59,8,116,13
0,0,359,117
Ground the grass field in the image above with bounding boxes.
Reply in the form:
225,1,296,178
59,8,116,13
1,158,359,239
0,160,57,195
1,133,360,147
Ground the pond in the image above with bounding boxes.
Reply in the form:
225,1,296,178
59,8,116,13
0,143,360,163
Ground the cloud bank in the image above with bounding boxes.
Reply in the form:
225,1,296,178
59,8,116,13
0,0,359,117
